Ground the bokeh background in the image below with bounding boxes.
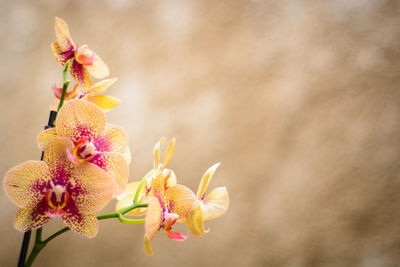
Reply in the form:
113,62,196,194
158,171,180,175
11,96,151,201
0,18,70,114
1,0,400,266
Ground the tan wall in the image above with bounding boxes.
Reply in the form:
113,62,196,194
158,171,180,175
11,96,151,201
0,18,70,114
1,0,399,266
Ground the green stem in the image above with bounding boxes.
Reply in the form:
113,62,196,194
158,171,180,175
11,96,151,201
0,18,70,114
56,60,72,113
24,202,148,267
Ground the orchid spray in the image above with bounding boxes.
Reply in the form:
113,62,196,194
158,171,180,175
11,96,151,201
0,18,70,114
4,17,229,267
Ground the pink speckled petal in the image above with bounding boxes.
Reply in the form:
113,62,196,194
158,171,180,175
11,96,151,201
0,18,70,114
51,41,74,66
4,161,51,209
96,124,128,154
90,152,128,197
43,138,75,182
14,200,51,232
68,161,115,213
165,184,196,218
37,128,58,150
70,59,93,90
56,99,106,142
62,204,98,238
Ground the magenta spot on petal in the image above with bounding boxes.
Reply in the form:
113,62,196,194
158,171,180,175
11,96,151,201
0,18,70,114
93,135,111,152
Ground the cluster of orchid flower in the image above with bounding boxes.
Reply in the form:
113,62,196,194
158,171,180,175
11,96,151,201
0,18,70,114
4,17,229,266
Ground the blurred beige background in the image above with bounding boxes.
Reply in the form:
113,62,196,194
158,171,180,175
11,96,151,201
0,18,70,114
1,0,400,266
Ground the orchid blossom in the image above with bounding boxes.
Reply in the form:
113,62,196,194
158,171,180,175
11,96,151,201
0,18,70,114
144,171,196,255
51,78,120,111
3,138,114,238
38,99,129,196
51,17,109,90
185,163,229,236
116,137,177,216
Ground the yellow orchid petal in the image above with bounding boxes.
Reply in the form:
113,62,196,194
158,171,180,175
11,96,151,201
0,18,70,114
161,138,175,169
14,206,50,233
165,184,196,218
96,124,128,154
153,137,165,169
4,161,51,209
69,161,115,213
165,169,177,189
82,47,109,79
95,152,129,197
51,42,73,66
37,128,58,150
54,17,75,51
185,200,205,236
56,99,106,142
150,172,166,198
145,197,162,241
197,163,221,200
62,211,98,238
86,95,121,111
144,235,153,255
116,182,147,216
202,186,229,221
85,78,118,95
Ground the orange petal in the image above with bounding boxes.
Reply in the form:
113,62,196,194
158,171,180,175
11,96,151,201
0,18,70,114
202,186,229,221
37,128,58,150
145,197,162,242
62,210,98,238
165,230,188,241
54,17,75,51
85,78,118,95
86,95,121,111
56,99,106,142
165,184,196,218
185,200,205,236
144,235,153,255
14,204,50,233
4,161,51,208
197,163,220,200
70,59,93,90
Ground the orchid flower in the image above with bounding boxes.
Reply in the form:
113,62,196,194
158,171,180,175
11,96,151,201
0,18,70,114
144,171,196,255
185,163,229,236
38,99,129,196
116,137,177,216
51,78,120,111
3,138,114,238
51,17,109,90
